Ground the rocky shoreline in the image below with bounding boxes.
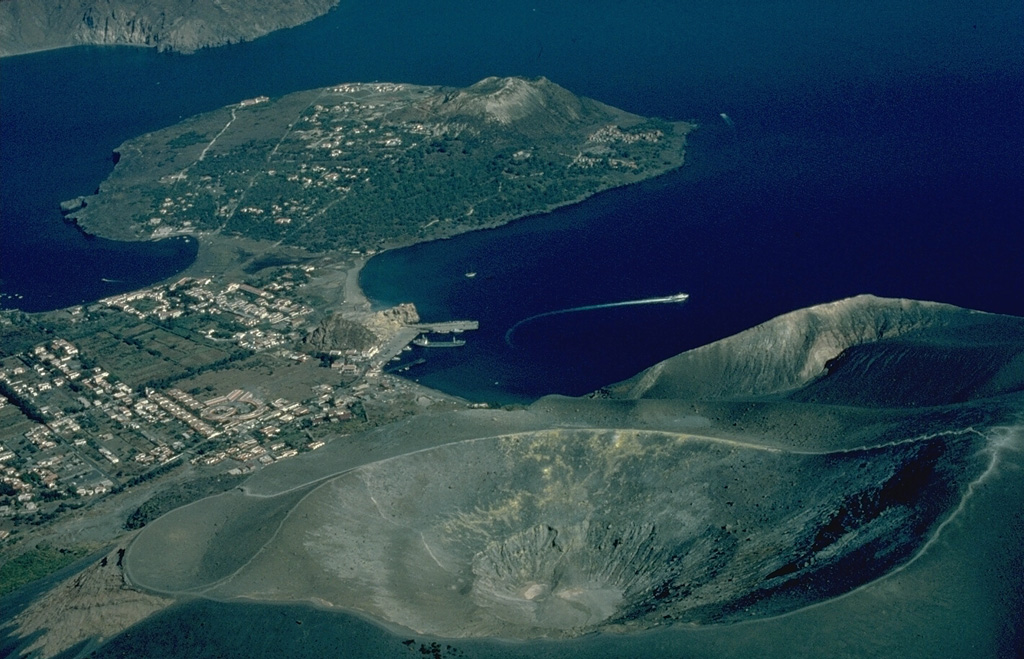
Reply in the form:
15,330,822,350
0,0,339,57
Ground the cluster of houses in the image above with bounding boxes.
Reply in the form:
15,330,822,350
100,277,314,335
0,331,363,535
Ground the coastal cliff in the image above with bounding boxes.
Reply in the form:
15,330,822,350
0,0,338,56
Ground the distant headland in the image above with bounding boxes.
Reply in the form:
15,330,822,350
66,76,692,266
0,0,339,56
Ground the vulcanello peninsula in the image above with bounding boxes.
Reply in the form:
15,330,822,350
63,76,691,264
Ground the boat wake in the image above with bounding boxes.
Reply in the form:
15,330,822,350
505,293,689,348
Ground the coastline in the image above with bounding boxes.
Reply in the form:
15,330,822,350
344,258,370,309
42,74,692,320
3,2,1023,653
0,42,99,59
368,121,693,256
323,155,690,320
69,122,691,316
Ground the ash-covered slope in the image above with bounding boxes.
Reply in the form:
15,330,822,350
424,76,613,139
186,427,986,638
117,296,1024,649
0,0,338,56
610,294,1024,404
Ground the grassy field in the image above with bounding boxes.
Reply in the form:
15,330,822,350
0,403,35,445
0,543,94,596
77,323,233,389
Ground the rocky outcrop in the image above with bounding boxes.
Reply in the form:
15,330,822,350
301,313,378,354
427,76,608,139
373,302,420,327
0,0,339,56
10,540,171,658
58,196,87,215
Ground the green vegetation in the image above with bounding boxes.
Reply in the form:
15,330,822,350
71,78,691,253
166,130,211,149
0,543,93,596
76,322,241,390
124,472,247,529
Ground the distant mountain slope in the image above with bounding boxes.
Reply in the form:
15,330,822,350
0,0,338,56
609,294,1024,405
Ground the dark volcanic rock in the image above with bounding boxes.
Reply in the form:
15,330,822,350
301,313,378,354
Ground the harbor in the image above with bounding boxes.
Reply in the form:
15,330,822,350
370,319,478,373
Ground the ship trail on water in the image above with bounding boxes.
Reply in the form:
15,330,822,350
505,293,689,348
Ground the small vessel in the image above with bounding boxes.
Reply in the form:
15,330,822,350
465,271,477,278
413,335,466,348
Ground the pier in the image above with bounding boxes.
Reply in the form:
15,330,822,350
410,320,479,333
369,320,478,372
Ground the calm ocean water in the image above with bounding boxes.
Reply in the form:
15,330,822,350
1,1,1022,655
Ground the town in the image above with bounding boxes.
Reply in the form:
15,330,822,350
0,262,475,554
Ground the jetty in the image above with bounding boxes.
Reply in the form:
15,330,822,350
369,319,479,373
410,320,479,334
